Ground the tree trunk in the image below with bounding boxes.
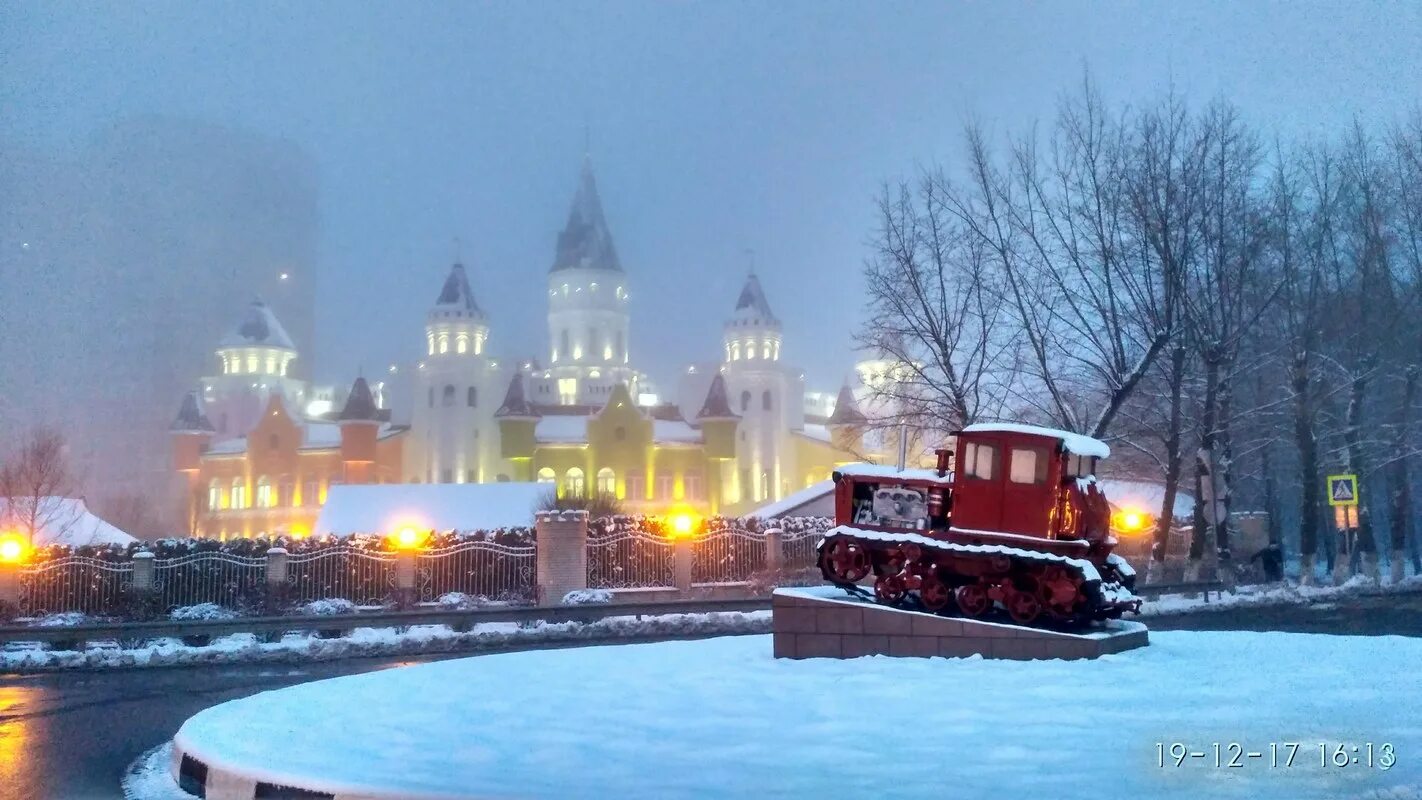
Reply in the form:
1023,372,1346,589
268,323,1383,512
1388,367,1416,583
1339,369,1376,582
1188,348,1221,581
1214,364,1235,583
1148,345,1187,584
1292,349,1320,586
1261,439,1284,582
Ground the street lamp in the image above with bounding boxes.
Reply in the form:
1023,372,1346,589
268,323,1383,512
0,533,29,564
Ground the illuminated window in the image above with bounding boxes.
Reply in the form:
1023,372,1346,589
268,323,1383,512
427,333,435,356
746,340,757,360
537,467,556,484
596,467,616,495
762,341,771,360
246,354,258,372
456,335,468,354
303,480,318,506
208,480,221,510
962,442,998,480
558,378,577,405
772,342,780,360
684,472,703,501
230,479,247,509
438,334,449,354
1010,448,1048,484
255,476,273,508
279,480,294,507
731,342,741,361
626,473,645,500
475,333,484,355
564,467,585,498
266,355,276,374
655,470,674,500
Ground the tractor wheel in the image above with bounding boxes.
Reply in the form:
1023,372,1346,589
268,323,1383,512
1004,583,1042,625
955,583,991,618
874,574,908,606
821,538,870,583
919,575,952,612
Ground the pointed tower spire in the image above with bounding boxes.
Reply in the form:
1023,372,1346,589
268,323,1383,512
434,261,483,315
696,373,738,420
827,382,867,425
222,298,296,350
170,391,216,433
731,272,779,328
337,376,381,422
495,373,540,419
551,158,621,273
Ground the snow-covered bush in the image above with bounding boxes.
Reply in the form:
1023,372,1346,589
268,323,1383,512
169,603,238,621
34,611,91,627
436,592,499,610
562,588,613,605
300,598,358,616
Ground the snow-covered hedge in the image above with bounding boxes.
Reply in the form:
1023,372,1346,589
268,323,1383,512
33,611,91,627
587,514,832,539
435,592,505,610
562,589,613,605
300,598,358,616
169,604,239,622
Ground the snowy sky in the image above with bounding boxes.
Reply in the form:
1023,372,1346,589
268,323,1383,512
3,1,1419,393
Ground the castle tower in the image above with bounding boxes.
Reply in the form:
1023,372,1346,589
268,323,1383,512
337,376,381,484
826,381,867,455
169,391,215,534
542,157,639,405
202,298,306,440
495,373,540,481
720,272,801,505
410,261,504,484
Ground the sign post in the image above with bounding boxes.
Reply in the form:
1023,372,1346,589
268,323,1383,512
1327,474,1359,583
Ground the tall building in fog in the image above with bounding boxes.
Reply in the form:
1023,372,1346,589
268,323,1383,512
0,117,317,532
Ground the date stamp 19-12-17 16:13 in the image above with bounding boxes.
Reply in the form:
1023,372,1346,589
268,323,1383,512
1156,742,1396,770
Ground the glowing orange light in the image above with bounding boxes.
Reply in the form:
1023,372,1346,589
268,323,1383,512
0,535,28,563
390,525,428,549
1111,508,1149,534
667,510,701,539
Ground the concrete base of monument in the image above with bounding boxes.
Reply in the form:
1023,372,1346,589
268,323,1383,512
772,585,1148,660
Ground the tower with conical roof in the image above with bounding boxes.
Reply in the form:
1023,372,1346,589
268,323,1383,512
201,298,307,440
410,261,507,484
539,157,642,406
718,271,804,506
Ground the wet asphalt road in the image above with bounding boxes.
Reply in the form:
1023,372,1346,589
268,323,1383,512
3,594,1421,800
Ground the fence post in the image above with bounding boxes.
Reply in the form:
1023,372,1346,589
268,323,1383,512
0,559,19,618
674,538,693,595
536,510,588,606
265,548,288,614
764,527,783,573
131,551,155,591
394,550,417,610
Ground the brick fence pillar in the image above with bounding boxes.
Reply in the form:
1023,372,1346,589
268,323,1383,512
674,539,693,595
0,560,19,614
764,528,783,573
265,547,289,614
131,551,155,591
394,549,417,609
536,510,589,605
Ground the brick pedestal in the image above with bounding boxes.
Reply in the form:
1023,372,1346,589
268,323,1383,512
536,510,589,605
772,586,1148,661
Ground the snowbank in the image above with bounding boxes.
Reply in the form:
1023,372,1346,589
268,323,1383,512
0,497,137,547
1141,574,1422,617
171,632,1422,800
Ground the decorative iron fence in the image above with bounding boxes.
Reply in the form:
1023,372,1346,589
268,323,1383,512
586,530,677,589
690,529,767,585
286,546,397,607
18,557,134,617
417,540,537,603
780,528,824,572
154,552,267,613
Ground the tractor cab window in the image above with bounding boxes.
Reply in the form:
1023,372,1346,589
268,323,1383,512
961,441,998,480
1065,453,1099,478
1009,447,1048,484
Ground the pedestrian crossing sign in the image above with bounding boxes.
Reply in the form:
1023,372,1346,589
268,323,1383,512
1328,474,1358,507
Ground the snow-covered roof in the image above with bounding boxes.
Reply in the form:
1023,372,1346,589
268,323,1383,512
315,483,547,536
0,497,138,547
207,437,248,455
535,416,588,443
750,480,834,519
834,463,954,486
652,419,701,444
203,422,400,455
961,423,1110,458
797,424,831,443
220,299,296,350
1098,478,1195,520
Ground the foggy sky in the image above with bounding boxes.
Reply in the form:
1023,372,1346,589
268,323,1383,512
4,1,1420,396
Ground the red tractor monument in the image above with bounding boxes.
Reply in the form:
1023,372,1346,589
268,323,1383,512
817,423,1141,627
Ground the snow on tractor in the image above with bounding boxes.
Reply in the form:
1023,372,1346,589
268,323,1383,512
817,423,1140,627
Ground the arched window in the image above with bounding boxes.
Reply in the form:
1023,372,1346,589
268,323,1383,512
230,478,247,509
467,387,477,407
596,467,616,496
427,333,435,356
684,471,703,501
762,390,773,411
740,391,751,412
442,385,455,406
438,334,449,354
731,342,741,361
537,467,556,484
279,479,294,507
456,334,468,354
655,470,674,500
564,467,585,498
207,479,221,510
255,476,273,508
762,341,771,360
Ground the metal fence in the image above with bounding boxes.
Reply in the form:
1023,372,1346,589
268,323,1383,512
154,552,267,612
286,546,397,607
18,557,133,617
586,530,677,589
417,540,537,603
690,529,767,585
780,528,823,572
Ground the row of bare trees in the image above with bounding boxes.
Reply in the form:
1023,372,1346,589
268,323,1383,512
859,76,1422,585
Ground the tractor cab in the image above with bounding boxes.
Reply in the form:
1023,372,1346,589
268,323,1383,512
952,423,1111,542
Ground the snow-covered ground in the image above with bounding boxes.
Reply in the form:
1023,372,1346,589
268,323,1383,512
1,612,770,672
162,631,1422,800
1141,574,1422,617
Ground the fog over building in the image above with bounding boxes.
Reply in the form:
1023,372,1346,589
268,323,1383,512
0,117,318,531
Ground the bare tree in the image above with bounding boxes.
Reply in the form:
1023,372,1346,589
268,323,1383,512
0,427,78,545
